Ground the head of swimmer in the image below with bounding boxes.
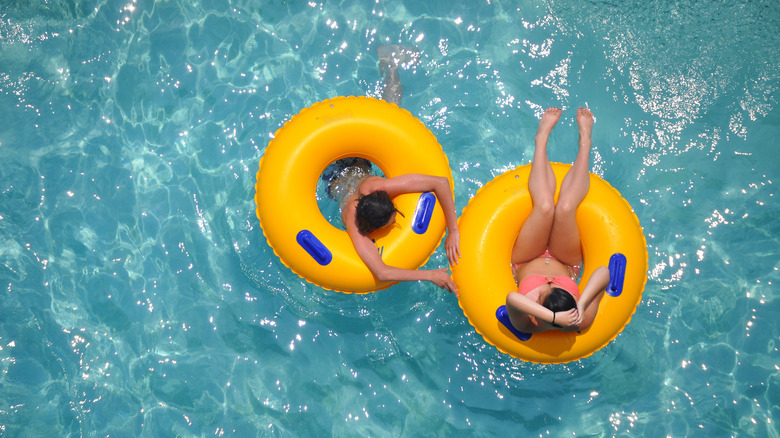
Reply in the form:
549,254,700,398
355,191,404,235
543,288,577,314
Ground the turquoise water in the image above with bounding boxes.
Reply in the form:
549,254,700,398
1,0,778,436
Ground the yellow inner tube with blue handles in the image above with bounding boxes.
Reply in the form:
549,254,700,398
255,96,454,293
452,163,648,364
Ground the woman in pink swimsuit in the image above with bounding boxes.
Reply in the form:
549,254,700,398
505,107,611,333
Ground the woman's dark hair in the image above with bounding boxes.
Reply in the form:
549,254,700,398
543,287,577,313
355,191,403,235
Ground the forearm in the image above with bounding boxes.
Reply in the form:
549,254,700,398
578,266,610,308
506,291,554,324
433,178,459,232
370,264,431,283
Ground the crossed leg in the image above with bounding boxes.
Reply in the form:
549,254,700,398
511,107,561,264
547,107,594,267
377,45,420,105
326,46,421,196
511,107,594,267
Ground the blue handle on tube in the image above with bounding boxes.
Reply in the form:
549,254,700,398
607,253,627,297
411,192,436,234
296,230,332,266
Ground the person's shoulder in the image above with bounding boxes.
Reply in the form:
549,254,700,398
357,175,386,193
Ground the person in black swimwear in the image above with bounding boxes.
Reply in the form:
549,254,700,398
320,45,461,294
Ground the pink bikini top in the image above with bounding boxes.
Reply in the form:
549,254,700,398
517,275,580,301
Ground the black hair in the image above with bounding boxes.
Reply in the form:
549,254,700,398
542,287,577,313
355,191,404,235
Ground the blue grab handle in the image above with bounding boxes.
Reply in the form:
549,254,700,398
607,253,627,297
296,230,332,266
496,305,532,341
411,192,436,234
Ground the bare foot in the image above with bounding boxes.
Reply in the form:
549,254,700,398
377,45,420,75
536,107,562,140
576,107,593,147
377,45,419,105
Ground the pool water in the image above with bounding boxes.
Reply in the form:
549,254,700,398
1,0,778,436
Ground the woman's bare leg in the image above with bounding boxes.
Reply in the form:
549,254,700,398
377,45,420,105
548,107,593,266
511,108,561,264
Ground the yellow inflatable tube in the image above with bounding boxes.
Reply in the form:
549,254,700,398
452,163,648,364
255,96,454,293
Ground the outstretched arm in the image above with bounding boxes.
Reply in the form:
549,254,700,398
345,208,458,294
371,174,461,265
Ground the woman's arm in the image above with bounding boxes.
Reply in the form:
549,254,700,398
573,265,610,328
345,210,458,294
369,174,461,265
505,291,579,332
